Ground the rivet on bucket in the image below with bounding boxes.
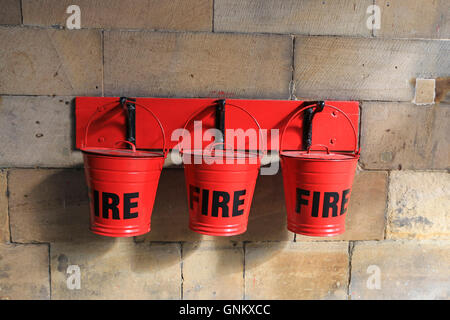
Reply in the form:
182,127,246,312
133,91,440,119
280,103,360,237
81,99,167,237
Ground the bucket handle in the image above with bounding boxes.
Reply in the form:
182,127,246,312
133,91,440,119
114,140,137,152
82,99,168,158
280,103,360,155
179,102,267,158
307,144,330,154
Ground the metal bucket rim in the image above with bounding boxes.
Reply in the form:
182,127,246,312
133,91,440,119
280,151,359,161
181,149,260,159
82,147,165,159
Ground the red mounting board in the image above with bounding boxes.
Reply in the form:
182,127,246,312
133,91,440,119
75,97,359,152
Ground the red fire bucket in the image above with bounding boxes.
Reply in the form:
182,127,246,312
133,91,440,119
280,104,360,237
81,102,167,237
180,104,265,236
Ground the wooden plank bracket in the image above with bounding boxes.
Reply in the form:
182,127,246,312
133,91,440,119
75,97,359,152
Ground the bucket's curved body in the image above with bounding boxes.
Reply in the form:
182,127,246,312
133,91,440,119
83,151,164,237
280,151,359,237
183,151,260,236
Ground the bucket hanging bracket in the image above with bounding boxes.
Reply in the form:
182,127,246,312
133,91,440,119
302,100,325,150
120,97,136,147
215,99,226,147
75,97,359,152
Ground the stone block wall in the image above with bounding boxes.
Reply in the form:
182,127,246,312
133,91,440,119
0,0,448,299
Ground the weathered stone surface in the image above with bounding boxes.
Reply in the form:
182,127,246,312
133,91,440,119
245,242,349,299
8,169,94,243
0,243,50,300
183,242,243,299
51,239,181,299
350,240,450,299
104,31,292,99
296,169,388,241
343,170,387,240
294,37,450,101
435,77,450,104
238,172,293,241
0,0,21,25
0,27,102,95
375,0,450,39
23,0,212,31
136,169,204,242
215,0,371,36
0,96,83,167
360,102,450,170
414,79,436,105
387,171,450,239
0,171,8,243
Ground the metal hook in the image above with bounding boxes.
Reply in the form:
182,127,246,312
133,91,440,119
120,97,136,148
302,100,325,150
215,99,226,148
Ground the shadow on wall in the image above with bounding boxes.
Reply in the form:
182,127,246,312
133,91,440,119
140,168,290,271
71,98,77,151
28,170,183,279
62,102,291,274
29,169,116,248
130,168,290,275
12,126,293,298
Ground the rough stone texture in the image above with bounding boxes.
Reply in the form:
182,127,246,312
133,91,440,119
360,102,450,170
215,0,371,36
387,171,450,239
104,31,292,99
8,169,94,243
1,0,449,302
350,240,450,299
296,169,388,241
375,0,450,39
0,0,21,25
239,172,294,241
0,27,102,96
23,0,212,31
0,170,8,243
294,36,450,101
435,77,450,104
0,243,50,300
51,239,181,299
414,79,436,105
183,242,243,299
0,96,83,167
136,169,209,242
245,242,349,299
